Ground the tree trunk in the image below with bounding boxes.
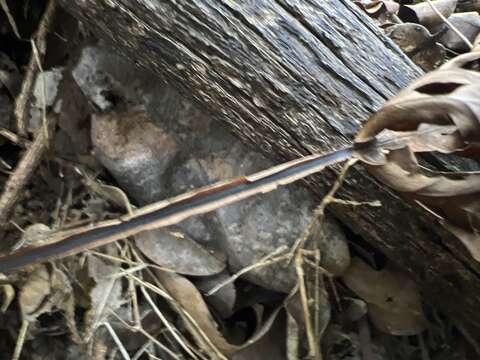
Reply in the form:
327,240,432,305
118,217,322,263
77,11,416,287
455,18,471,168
58,0,480,348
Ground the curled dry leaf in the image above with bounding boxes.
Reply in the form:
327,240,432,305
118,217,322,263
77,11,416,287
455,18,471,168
19,265,52,320
232,314,286,360
0,273,14,312
438,12,480,52
82,255,123,334
341,297,368,324
398,0,458,30
355,0,400,18
342,258,428,336
355,49,480,261
135,226,226,276
155,270,283,357
474,33,480,51
79,168,134,215
195,271,237,318
385,23,446,70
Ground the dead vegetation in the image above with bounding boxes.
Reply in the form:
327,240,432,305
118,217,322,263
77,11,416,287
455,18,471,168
0,0,479,359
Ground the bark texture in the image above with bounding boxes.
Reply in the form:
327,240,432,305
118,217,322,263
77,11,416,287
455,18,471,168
58,0,480,347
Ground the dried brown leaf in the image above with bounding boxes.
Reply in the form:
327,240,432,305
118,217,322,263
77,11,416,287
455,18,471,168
341,297,368,324
19,265,74,324
83,255,123,333
398,0,458,29
15,223,52,250
356,50,480,261
156,271,283,356
77,166,135,214
19,265,52,320
386,23,446,70
342,258,428,336
355,0,400,17
0,273,14,312
232,314,287,360
195,271,236,318
438,12,480,52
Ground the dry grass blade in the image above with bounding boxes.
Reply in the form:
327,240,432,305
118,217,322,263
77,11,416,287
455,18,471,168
287,158,358,262
127,273,226,359
426,0,474,49
30,40,49,141
0,128,30,146
88,250,174,273
295,254,320,360
205,245,289,296
139,284,201,360
102,322,131,360
289,158,357,360
88,276,118,339
286,312,300,360
11,320,28,360
109,311,183,360
0,0,20,38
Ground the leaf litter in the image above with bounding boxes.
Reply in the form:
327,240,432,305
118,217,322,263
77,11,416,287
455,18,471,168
357,0,480,69
0,0,479,359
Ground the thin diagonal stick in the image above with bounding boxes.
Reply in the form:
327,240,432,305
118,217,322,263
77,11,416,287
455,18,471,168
426,0,473,49
14,0,55,135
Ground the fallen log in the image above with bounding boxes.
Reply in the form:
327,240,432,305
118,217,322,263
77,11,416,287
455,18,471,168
57,0,480,347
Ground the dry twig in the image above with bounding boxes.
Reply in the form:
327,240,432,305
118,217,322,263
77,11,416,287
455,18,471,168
0,128,31,147
0,118,55,227
11,320,29,360
0,0,20,39
206,245,289,296
102,322,131,360
14,0,56,135
291,159,357,360
426,0,473,49
295,254,319,359
109,311,182,360
287,159,358,262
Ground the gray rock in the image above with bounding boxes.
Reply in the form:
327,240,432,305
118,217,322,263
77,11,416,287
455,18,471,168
310,218,351,277
91,110,178,205
72,45,156,111
195,271,237,318
79,45,349,292
135,226,226,276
